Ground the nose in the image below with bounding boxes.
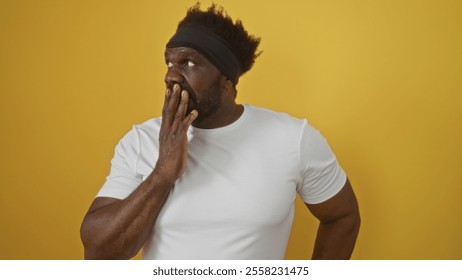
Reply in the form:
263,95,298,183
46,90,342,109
164,65,185,88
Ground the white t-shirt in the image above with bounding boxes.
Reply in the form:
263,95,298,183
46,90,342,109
97,104,346,259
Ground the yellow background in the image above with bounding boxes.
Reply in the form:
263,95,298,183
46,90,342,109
1,0,461,259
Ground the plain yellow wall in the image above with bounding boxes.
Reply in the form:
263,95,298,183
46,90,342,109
1,0,461,259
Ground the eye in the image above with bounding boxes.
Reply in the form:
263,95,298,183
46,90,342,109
186,60,196,67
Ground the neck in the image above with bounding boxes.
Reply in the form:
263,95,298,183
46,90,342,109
192,103,244,129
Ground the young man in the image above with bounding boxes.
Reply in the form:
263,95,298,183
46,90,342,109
80,4,360,260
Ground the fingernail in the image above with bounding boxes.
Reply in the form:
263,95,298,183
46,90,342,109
165,88,170,96
181,90,186,98
173,84,179,91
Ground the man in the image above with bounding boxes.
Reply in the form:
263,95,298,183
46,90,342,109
80,4,360,260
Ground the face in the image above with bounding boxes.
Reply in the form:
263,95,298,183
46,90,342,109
164,47,227,123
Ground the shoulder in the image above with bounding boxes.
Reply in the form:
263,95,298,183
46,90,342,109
246,104,306,133
123,117,162,140
133,117,162,135
115,117,162,151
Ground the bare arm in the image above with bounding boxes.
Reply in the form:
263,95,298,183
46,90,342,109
80,85,197,259
306,178,360,259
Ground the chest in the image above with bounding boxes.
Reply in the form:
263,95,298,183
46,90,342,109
155,136,299,230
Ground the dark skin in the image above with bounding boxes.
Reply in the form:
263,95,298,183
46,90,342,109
308,179,360,259
80,47,360,259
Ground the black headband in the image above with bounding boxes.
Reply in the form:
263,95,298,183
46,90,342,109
166,25,242,85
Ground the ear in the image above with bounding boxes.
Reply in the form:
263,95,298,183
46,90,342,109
223,77,237,97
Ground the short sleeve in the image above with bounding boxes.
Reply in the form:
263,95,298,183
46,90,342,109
96,127,143,199
296,120,346,204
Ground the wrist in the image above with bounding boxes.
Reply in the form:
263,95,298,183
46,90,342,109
147,165,177,189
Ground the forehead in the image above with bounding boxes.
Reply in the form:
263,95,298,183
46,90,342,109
164,47,205,61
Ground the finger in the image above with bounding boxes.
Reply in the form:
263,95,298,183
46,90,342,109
159,87,171,134
170,89,189,132
176,90,189,119
181,109,198,131
163,84,181,127
161,87,171,118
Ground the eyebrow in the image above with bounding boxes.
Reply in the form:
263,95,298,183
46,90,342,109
164,48,204,61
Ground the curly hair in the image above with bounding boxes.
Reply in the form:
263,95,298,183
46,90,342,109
177,3,261,76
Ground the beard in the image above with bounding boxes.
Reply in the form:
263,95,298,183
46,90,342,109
168,78,223,123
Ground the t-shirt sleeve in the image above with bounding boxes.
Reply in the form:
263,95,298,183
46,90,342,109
96,127,143,199
296,120,347,204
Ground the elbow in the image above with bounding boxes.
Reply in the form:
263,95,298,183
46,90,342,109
81,237,136,260
80,220,104,259
352,210,361,238
83,246,134,260
346,208,361,249
83,247,102,260
82,245,133,260
80,221,137,260
344,206,361,238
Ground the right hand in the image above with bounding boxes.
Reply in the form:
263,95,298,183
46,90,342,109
154,84,198,185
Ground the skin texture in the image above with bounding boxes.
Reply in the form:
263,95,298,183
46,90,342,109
80,47,360,259
307,179,360,259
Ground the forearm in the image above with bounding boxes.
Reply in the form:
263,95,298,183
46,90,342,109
81,85,196,259
81,171,173,259
311,213,360,260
